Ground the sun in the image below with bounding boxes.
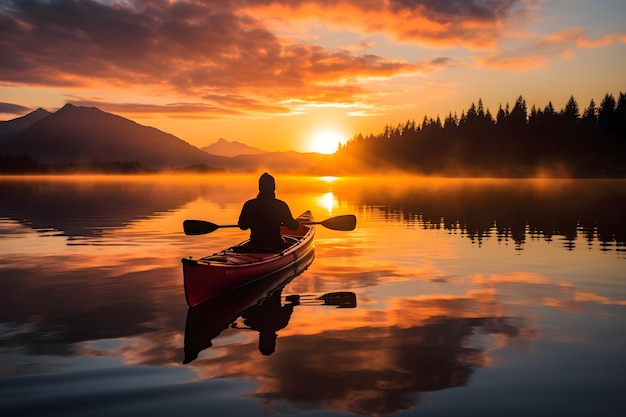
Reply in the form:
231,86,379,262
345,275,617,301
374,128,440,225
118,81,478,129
308,129,345,154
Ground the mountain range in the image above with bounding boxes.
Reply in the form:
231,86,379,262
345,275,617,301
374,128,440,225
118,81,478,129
202,138,266,157
0,104,324,172
0,108,51,146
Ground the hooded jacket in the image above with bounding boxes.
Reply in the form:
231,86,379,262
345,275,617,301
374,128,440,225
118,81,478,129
238,173,299,249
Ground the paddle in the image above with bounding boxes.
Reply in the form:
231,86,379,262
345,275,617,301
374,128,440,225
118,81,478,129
286,291,357,308
183,214,356,235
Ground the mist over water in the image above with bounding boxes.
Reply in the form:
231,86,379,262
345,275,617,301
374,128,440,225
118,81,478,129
1,174,624,417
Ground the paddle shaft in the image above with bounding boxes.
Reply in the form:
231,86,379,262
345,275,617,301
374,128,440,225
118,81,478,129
183,214,356,235
201,220,348,227
191,221,340,227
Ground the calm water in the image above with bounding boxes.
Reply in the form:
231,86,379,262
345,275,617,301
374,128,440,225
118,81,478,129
1,174,625,417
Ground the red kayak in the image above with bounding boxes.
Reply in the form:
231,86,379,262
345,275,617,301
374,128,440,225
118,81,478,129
182,211,316,307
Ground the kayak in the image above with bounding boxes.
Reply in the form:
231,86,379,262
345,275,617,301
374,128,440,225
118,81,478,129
182,210,316,307
183,255,309,363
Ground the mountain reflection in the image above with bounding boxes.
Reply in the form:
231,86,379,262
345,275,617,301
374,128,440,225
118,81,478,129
0,176,256,239
337,178,626,251
0,177,201,237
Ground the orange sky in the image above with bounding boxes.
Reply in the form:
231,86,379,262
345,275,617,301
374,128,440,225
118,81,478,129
1,0,625,153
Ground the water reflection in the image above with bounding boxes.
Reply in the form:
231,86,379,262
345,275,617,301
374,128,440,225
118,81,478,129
0,262,186,364
1,175,624,416
0,177,199,237
1,176,624,252
0,175,260,241
189,287,534,415
184,249,356,362
330,177,626,252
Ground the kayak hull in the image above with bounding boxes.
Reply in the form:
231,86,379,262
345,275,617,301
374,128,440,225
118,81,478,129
183,247,315,363
182,211,315,307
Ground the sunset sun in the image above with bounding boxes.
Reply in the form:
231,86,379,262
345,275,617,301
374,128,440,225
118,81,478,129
309,129,345,154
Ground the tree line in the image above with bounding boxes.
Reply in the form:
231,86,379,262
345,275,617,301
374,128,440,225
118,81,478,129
0,155,154,174
328,91,626,177
0,154,225,174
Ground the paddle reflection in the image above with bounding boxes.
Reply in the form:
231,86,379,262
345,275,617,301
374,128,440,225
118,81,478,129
236,291,357,355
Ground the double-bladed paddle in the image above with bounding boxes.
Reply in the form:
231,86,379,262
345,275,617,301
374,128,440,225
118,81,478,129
183,214,356,235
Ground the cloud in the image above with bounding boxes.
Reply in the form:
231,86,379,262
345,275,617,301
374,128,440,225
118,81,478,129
244,0,536,49
0,0,420,117
0,102,31,115
476,27,626,71
68,97,290,119
6,1,615,119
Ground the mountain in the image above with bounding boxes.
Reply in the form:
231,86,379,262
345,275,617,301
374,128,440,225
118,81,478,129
202,138,266,157
0,104,223,169
201,139,328,171
227,151,327,172
0,104,327,173
0,108,51,146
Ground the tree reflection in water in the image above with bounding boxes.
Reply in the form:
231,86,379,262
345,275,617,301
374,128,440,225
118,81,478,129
337,178,626,252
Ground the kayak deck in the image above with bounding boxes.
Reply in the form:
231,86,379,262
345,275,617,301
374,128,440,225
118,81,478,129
195,236,302,266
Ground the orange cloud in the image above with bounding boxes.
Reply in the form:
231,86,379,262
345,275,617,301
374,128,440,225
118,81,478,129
475,54,547,71
476,27,626,71
548,28,626,48
0,0,541,120
0,0,419,118
246,0,535,50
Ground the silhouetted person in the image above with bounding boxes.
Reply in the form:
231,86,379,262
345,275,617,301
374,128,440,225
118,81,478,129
242,290,298,355
238,172,299,250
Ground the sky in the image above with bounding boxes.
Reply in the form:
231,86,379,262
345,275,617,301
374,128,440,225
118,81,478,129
1,0,625,154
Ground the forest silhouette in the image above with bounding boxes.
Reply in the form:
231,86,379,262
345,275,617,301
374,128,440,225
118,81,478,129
317,91,626,177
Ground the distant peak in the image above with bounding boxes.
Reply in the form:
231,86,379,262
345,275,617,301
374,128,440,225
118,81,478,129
56,103,106,116
33,108,52,115
202,138,267,157
55,103,79,114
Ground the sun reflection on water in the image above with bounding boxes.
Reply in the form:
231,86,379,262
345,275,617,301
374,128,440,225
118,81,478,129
316,192,337,215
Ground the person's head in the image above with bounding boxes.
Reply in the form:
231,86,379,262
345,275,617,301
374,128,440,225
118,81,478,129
258,172,275,195
259,331,277,355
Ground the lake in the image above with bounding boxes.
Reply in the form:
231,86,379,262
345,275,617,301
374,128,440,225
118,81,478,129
1,174,625,417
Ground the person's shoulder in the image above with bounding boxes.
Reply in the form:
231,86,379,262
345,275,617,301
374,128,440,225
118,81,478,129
241,198,258,209
243,197,260,204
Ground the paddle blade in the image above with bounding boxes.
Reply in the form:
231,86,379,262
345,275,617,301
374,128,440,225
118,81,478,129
183,220,220,235
319,214,357,231
318,291,357,308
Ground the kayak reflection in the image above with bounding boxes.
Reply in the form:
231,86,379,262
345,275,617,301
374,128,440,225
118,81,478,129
183,249,357,363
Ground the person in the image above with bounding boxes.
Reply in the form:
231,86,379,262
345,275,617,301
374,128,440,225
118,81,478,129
238,172,300,250
241,288,299,355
